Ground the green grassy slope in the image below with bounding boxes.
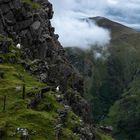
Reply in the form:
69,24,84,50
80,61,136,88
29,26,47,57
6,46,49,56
96,131,114,140
0,35,113,140
90,17,140,139
0,62,83,140
90,16,136,39
0,35,81,139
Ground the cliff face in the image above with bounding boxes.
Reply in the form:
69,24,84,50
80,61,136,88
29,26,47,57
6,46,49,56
0,1,98,139
0,0,91,121
0,0,82,92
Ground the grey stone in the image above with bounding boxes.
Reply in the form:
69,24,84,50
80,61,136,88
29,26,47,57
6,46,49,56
4,11,16,25
31,21,41,30
40,73,48,82
0,3,10,14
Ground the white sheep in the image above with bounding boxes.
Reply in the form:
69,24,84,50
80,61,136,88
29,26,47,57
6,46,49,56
16,43,21,49
56,86,60,92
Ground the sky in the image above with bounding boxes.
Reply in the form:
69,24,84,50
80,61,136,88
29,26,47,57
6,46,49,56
51,0,140,48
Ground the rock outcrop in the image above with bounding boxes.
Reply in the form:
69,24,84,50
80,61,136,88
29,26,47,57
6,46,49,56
0,0,94,138
0,0,84,93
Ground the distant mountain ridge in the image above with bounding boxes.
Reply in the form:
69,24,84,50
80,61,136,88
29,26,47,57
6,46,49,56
90,16,137,39
66,16,140,140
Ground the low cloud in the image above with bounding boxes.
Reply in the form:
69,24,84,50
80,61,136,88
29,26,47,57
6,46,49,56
51,0,140,48
52,17,110,48
51,0,111,48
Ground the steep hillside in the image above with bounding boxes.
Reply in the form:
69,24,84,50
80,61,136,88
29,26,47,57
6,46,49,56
0,0,105,139
66,17,140,140
0,54,86,139
90,16,136,39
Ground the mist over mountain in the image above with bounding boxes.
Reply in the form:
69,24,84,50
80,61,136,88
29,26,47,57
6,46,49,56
66,16,140,140
0,0,107,139
51,0,111,48
0,0,140,140
51,0,140,48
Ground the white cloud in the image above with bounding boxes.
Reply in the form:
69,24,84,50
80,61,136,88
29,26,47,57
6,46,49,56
51,0,111,48
50,0,140,48
52,17,110,48
107,0,118,5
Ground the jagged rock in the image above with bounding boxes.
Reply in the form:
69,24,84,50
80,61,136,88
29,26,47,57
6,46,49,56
0,1,95,139
75,123,96,140
16,128,29,140
64,90,91,123
39,73,48,82
54,123,62,140
0,40,11,53
57,108,68,123
0,0,83,94
64,105,71,111
55,94,63,102
31,20,41,30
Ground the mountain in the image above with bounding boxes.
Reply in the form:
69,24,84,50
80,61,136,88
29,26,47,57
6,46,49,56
90,16,136,39
66,16,140,140
0,1,115,140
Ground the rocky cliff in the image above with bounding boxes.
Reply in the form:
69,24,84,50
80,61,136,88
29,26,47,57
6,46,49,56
0,0,99,139
0,0,91,121
0,0,83,92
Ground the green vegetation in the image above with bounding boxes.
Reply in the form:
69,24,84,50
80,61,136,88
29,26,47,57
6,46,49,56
61,128,79,140
0,39,114,139
0,34,86,139
96,131,114,140
0,36,20,63
91,18,140,139
66,17,140,140
104,78,140,140
64,111,81,131
0,37,82,139
0,63,54,139
0,62,82,139
21,0,41,9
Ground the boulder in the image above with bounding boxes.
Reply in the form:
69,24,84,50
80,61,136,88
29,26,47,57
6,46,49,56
57,108,68,123
31,21,41,30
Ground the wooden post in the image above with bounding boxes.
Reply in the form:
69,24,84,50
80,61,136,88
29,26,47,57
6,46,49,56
3,95,6,112
22,84,25,99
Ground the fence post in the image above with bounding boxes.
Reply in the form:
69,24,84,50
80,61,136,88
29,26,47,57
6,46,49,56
3,95,6,112
22,84,25,99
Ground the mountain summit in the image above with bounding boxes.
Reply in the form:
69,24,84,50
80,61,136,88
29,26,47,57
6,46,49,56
66,17,140,140
90,16,136,39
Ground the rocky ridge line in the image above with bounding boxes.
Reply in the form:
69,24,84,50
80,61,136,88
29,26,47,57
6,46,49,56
0,0,96,139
